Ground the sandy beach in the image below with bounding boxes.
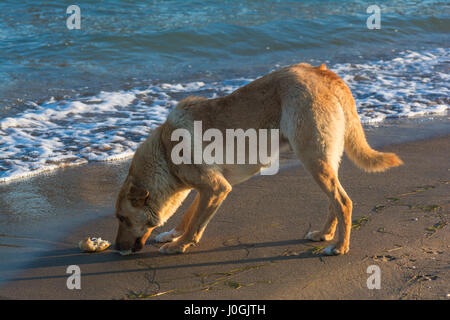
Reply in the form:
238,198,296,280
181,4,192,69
0,118,448,300
1,0,449,304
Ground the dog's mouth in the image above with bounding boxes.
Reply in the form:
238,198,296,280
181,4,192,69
116,227,154,255
115,237,143,255
132,237,143,252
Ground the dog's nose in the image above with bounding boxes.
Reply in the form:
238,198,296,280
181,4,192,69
132,237,143,252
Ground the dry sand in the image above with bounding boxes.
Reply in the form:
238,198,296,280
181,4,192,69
0,119,448,300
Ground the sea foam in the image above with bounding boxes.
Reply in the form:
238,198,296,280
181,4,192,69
0,48,448,182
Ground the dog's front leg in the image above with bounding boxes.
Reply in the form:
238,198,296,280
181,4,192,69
159,173,231,254
155,192,200,243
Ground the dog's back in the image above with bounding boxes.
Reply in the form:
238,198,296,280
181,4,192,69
116,62,403,255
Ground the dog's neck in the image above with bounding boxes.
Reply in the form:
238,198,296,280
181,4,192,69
131,126,190,226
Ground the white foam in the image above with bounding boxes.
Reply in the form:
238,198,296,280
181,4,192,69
332,47,449,124
0,48,448,182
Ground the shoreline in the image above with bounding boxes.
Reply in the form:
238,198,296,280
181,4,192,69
0,116,449,298
1,114,449,185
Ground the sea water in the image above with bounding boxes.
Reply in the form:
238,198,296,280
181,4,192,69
0,0,448,182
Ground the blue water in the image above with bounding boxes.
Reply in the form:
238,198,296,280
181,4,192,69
0,0,449,181
1,0,449,114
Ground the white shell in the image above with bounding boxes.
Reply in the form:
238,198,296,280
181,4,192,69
79,237,110,252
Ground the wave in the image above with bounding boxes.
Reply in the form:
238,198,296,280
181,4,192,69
0,48,448,183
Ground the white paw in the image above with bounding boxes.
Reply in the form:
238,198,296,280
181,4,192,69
305,231,314,240
159,242,185,254
159,244,169,254
154,229,181,243
323,244,348,256
118,249,133,256
305,230,328,242
324,244,341,256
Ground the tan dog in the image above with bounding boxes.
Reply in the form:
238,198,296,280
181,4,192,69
114,63,402,255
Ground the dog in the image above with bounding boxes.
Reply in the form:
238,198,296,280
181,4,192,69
114,63,403,255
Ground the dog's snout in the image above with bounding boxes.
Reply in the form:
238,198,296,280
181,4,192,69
115,242,123,251
132,237,143,252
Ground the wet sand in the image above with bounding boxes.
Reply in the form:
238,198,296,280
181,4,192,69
0,117,449,299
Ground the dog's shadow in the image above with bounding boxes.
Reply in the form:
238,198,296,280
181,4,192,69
1,238,322,283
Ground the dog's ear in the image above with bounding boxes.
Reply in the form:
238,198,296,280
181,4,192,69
127,183,149,207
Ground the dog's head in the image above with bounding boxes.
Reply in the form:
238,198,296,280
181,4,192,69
114,127,190,254
114,177,157,253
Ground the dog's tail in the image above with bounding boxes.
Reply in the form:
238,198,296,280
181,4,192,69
343,100,403,173
314,64,402,172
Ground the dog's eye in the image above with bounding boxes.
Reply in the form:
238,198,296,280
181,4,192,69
117,215,125,223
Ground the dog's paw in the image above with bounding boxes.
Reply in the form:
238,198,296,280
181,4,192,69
323,244,349,256
159,241,188,255
154,229,181,243
305,231,334,242
305,231,322,242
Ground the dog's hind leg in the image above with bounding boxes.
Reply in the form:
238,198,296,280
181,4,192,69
301,157,352,255
155,192,200,243
281,98,351,254
305,201,337,242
